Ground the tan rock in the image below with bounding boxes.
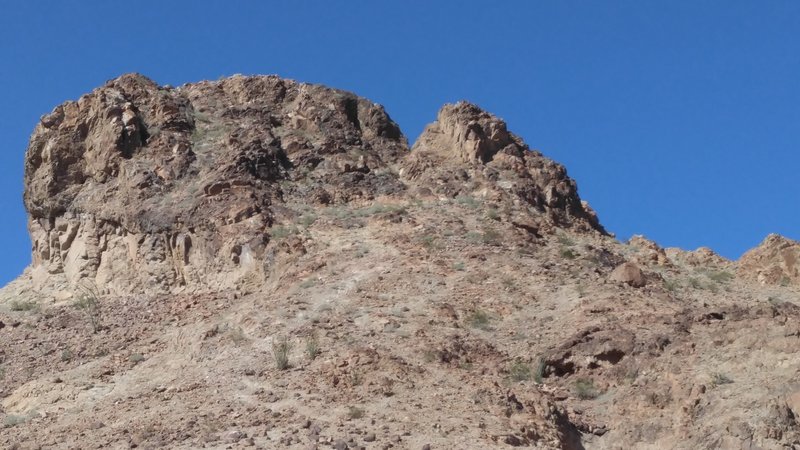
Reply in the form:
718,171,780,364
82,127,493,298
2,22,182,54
609,262,646,287
738,234,800,285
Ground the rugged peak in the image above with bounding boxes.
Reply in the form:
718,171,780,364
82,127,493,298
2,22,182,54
419,101,522,164
738,234,800,285
402,101,605,234
23,73,408,294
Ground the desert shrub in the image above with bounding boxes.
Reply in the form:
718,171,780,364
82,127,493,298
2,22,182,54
456,195,480,209
9,300,38,312
558,235,575,246
707,271,734,283
561,248,577,259
467,310,492,330
272,335,292,370
298,214,317,228
486,208,500,221
347,406,365,420
74,284,101,333
3,415,27,428
711,372,733,386
305,333,320,360
509,360,532,382
574,378,599,399
271,225,299,240
60,349,73,362
453,261,466,271
533,359,547,384
130,353,145,364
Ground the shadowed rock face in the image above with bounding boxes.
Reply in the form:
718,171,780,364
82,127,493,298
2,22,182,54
22,74,603,294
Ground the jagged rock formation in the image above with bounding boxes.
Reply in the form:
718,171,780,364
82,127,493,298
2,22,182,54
401,102,604,235
22,74,602,295
738,234,800,285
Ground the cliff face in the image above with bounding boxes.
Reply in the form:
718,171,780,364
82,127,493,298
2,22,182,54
22,73,601,295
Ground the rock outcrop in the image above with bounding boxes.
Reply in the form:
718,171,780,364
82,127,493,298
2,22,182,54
738,234,800,285
401,102,604,235
24,74,408,294
21,75,604,295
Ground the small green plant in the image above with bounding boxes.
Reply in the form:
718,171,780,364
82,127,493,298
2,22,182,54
298,214,317,228
558,235,575,246
533,359,547,384
73,283,101,333
576,283,586,298
270,225,299,240
347,406,365,420
561,248,577,260
60,349,73,362
419,235,438,251
3,414,27,428
0,366,6,380
481,228,502,246
453,261,466,271
509,360,532,382
456,195,480,209
711,372,733,386
9,300,38,312
305,333,320,360
299,278,317,289
486,209,500,221
130,353,145,364
228,326,248,345
706,271,734,283
272,335,292,370
467,310,492,330
663,279,680,292
574,378,600,399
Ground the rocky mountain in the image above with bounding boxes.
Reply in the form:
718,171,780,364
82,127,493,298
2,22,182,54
2,74,800,449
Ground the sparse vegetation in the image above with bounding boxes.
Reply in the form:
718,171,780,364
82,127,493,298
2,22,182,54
305,333,320,360
467,310,492,330
453,261,466,271
558,235,575,246
486,208,500,221
272,335,292,370
561,248,577,259
347,406,365,420
299,278,317,289
663,279,680,292
73,284,102,333
130,353,145,364
271,225,299,240
9,299,38,312
298,213,317,228
711,372,733,386
509,360,532,382
707,271,734,283
574,378,600,399
3,414,27,428
456,195,480,209
227,326,248,345
533,359,547,384
60,349,73,362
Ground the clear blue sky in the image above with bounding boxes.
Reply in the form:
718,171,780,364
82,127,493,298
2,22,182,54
1,1,799,285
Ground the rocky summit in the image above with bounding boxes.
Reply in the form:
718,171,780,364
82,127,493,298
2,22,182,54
2,74,800,449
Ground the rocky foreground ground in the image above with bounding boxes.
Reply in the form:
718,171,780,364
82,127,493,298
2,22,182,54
2,74,800,449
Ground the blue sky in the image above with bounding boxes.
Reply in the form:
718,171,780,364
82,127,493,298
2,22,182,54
1,1,799,285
